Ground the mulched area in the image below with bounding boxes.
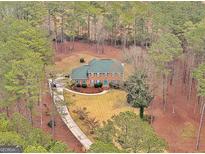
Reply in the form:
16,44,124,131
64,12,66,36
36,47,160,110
72,87,104,94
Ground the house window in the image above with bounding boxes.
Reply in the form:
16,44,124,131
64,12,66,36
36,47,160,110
104,80,108,86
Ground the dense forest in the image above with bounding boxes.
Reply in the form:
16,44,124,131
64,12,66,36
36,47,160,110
0,1,205,152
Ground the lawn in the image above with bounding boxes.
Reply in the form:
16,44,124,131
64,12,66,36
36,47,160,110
65,90,138,123
64,89,138,140
54,53,95,74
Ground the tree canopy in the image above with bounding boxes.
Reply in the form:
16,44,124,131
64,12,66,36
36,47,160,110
125,71,153,119
95,111,167,153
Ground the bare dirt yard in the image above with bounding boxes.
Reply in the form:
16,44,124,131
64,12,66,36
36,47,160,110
39,41,205,153
33,81,83,152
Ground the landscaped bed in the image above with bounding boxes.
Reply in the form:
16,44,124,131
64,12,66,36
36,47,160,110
72,87,104,94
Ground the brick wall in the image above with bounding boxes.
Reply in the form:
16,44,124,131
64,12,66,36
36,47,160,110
75,73,123,87
87,73,123,87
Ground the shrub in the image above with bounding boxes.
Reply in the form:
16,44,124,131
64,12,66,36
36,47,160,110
82,83,87,88
143,115,154,124
94,83,98,88
109,82,120,89
76,83,81,87
88,140,120,153
126,94,132,104
80,58,85,63
49,141,71,153
24,145,47,153
98,82,103,88
74,107,89,120
94,82,103,88
64,74,70,78
66,80,75,88
47,120,56,128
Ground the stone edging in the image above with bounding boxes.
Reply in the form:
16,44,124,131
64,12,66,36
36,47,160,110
64,88,109,96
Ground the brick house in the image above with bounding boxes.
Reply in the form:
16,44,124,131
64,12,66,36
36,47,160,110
70,59,124,87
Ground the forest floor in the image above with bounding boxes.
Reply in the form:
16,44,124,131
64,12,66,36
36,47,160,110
10,79,83,152
32,81,83,152
148,62,205,152
35,41,205,153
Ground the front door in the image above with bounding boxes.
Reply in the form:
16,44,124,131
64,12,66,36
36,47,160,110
90,80,94,87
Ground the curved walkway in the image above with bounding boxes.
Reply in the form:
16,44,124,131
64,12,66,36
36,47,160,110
64,88,108,96
48,78,92,150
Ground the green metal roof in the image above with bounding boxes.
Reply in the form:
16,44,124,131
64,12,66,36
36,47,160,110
70,59,124,80
88,59,124,73
70,65,89,80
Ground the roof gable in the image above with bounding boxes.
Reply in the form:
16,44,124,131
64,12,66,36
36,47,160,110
70,65,89,79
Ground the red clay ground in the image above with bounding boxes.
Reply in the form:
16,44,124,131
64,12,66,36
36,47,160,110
147,60,205,152
8,81,83,152
54,41,205,153
54,41,123,62
33,81,83,152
